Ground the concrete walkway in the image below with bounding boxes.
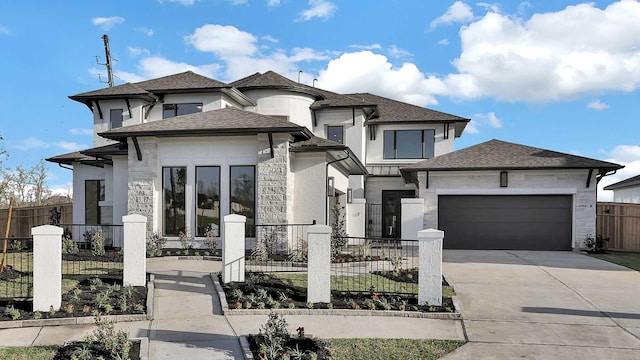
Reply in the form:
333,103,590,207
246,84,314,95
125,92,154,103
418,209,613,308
442,250,640,360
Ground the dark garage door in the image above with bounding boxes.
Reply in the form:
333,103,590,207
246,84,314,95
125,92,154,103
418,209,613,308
438,195,572,250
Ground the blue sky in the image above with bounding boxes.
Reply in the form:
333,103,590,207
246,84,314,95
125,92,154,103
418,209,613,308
1,0,639,200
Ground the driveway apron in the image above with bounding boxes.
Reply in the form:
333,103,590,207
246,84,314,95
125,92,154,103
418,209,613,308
442,250,640,360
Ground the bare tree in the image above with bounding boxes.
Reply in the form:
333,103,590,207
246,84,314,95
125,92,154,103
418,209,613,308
28,160,51,206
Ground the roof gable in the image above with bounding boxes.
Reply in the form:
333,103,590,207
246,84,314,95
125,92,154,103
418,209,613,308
604,174,640,190
402,139,623,172
350,93,469,123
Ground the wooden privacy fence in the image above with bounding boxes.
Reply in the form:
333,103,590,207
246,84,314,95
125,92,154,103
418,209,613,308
597,202,640,251
0,203,73,238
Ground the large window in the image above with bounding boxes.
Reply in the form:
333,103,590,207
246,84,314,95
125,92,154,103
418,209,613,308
162,103,203,119
327,125,344,144
230,166,255,237
163,167,187,236
110,109,123,129
195,166,220,237
85,180,105,225
383,129,435,159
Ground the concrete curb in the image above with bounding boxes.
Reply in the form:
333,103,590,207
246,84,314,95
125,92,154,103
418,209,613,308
0,274,155,329
133,337,150,360
211,275,461,320
239,336,255,360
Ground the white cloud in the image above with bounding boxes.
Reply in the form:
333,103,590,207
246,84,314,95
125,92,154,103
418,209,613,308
350,44,382,50
297,0,337,21
587,99,609,111
158,0,196,5
447,1,640,102
388,45,412,59
10,137,48,151
136,27,154,36
131,57,221,80
317,51,448,106
430,1,474,30
476,2,501,13
54,141,88,151
228,0,247,5
69,128,93,136
128,46,150,57
185,24,257,58
467,111,503,134
262,35,279,43
598,144,640,201
437,38,449,46
268,0,281,7
91,16,125,31
0,26,11,36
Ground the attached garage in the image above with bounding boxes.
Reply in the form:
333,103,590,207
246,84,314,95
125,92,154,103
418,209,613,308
438,195,572,250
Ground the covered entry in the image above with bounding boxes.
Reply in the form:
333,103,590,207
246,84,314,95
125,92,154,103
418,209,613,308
438,195,572,250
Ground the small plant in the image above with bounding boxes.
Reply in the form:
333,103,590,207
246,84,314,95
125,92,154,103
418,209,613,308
327,303,333,309
204,225,218,253
5,305,20,320
259,312,290,355
288,301,296,309
70,288,82,303
104,304,113,314
331,202,348,260
33,311,42,319
90,230,106,256
288,237,308,262
82,305,91,314
232,288,244,300
91,309,100,316
65,303,74,314
256,288,269,300
123,285,135,299
118,295,128,311
91,316,132,360
10,238,21,251
296,326,305,338
584,234,609,253
96,292,108,308
271,301,281,309
179,229,194,251
389,254,404,273
147,231,167,257
73,343,92,360
134,303,144,312
258,302,266,309
62,236,80,255
245,301,253,309
49,305,56,316
357,239,372,258
234,301,243,309
306,302,314,309
278,292,289,302
89,278,103,286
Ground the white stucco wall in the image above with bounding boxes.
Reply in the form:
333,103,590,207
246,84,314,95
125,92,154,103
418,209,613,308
92,99,145,147
364,176,417,205
112,155,128,225
366,123,453,165
144,93,226,121
72,163,106,224
612,187,640,203
417,169,598,249
291,153,326,225
242,89,315,129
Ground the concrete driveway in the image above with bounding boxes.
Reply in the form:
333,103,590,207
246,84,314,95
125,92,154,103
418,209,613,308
442,250,640,359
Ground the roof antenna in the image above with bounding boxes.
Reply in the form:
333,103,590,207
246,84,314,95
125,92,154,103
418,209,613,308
96,34,115,87
298,70,303,84
313,79,318,87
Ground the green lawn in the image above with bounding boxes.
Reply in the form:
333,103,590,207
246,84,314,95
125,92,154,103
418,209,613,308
0,346,57,360
324,338,464,360
588,251,640,271
273,273,455,297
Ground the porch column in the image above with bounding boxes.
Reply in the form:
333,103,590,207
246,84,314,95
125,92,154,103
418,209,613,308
123,214,147,287
307,224,332,303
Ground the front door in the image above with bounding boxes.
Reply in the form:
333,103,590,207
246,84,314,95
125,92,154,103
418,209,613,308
382,190,415,238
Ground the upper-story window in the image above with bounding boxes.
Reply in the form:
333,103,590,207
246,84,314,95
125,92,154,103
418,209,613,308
327,125,344,144
110,109,123,129
383,129,435,159
163,103,203,119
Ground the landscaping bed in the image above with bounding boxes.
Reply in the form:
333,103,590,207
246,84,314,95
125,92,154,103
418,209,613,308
220,272,455,312
0,277,146,321
54,339,141,360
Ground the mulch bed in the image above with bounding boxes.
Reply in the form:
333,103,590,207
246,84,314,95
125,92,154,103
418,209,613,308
54,339,141,360
249,335,331,360
220,273,454,312
0,277,146,320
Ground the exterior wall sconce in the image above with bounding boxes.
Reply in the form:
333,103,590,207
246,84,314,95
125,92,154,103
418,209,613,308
327,177,335,196
500,171,508,187
347,188,353,203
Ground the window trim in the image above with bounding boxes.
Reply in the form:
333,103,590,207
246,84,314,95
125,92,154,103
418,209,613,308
383,129,435,160
162,103,203,119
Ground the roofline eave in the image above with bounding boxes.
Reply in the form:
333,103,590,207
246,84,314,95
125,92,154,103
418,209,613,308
99,127,313,141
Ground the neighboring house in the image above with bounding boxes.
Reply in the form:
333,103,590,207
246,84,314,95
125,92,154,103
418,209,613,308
47,70,622,250
604,175,640,203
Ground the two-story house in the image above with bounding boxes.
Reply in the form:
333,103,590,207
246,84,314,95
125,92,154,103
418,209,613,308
48,70,622,250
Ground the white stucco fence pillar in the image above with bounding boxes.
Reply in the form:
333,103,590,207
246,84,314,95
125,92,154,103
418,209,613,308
401,198,424,241
32,225,63,312
222,214,246,283
418,228,443,306
123,214,147,287
346,198,366,240
307,224,332,303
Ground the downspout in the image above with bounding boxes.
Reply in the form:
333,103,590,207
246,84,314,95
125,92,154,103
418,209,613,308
325,150,351,225
58,163,73,171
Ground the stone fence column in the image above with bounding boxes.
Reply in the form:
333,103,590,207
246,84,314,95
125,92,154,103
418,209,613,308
123,214,147,287
32,225,63,312
307,224,332,303
222,214,246,283
418,228,443,306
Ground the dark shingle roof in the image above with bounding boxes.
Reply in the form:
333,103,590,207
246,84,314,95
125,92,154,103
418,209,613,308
290,136,367,175
604,174,640,190
290,136,346,150
349,93,469,123
81,143,128,158
402,139,624,172
99,107,312,140
70,71,228,101
46,150,93,165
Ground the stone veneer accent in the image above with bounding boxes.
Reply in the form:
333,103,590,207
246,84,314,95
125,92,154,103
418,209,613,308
256,134,291,225
127,139,157,239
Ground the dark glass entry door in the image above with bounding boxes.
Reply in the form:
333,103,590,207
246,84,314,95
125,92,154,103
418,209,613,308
382,190,415,238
